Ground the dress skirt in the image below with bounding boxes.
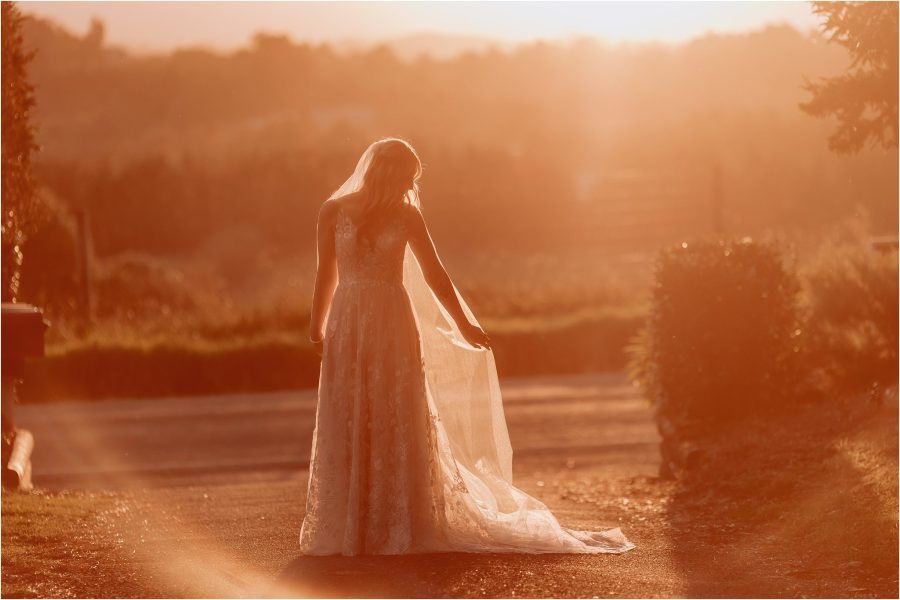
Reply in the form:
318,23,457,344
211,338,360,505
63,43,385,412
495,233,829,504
299,279,447,556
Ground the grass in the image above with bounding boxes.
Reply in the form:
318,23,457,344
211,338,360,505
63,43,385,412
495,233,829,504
1,490,143,599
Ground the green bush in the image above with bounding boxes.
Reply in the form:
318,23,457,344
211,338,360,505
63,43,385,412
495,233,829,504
629,238,802,422
800,236,899,394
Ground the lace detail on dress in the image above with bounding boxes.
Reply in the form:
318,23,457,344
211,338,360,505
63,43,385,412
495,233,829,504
334,207,406,287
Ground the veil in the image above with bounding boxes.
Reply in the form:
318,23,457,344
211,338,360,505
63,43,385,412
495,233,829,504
325,140,634,554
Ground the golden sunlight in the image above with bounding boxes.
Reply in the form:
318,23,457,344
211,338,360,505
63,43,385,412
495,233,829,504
1,1,896,598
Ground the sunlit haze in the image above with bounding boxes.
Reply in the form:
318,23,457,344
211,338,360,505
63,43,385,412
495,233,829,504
22,1,820,53
2,0,898,596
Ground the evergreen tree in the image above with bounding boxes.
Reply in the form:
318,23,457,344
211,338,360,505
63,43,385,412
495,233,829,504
2,0,42,302
801,1,899,154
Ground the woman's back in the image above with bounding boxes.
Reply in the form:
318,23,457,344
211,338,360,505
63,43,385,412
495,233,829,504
331,195,409,289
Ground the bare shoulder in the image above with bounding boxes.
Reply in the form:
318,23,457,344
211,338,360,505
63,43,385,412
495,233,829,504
318,196,348,223
315,201,343,237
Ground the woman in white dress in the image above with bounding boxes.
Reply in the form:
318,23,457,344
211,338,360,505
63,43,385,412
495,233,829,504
299,138,634,556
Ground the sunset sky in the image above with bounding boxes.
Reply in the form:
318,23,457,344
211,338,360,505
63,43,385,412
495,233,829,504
23,1,820,53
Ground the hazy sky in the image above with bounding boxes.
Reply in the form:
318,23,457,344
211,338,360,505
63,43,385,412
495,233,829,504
22,1,821,53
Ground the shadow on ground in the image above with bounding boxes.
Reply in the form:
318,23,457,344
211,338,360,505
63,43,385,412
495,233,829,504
274,552,619,599
666,396,899,598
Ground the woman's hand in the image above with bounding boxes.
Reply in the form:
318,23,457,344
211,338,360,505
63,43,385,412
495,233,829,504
310,329,325,357
460,322,491,350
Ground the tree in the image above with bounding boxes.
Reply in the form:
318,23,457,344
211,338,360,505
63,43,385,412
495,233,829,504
2,1,43,302
801,1,899,154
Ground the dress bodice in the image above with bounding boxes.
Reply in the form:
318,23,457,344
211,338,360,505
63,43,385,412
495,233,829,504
335,206,408,288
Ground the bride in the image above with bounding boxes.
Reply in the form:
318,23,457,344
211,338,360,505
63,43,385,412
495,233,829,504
299,138,634,556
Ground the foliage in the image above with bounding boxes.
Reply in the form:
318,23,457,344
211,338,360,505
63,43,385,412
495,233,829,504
629,223,899,426
799,230,899,393
628,238,802,422
8,12,897,396
22,14,899,245
12,190,81,314
19,310,644,401
801,1,899,153
1,1,43,301
21,338,321,402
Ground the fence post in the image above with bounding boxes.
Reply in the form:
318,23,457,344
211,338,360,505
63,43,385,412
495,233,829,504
75,208,93,325
712,163,725,236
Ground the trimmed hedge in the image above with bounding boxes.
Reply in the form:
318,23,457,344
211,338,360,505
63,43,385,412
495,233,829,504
19,313,644,402
629,238,802,422
20,340,323,402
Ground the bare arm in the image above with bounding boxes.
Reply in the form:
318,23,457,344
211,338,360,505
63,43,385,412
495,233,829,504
406,206,490,349
309,201,339,353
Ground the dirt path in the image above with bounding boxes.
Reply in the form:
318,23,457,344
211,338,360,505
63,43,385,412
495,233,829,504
9,373,686,597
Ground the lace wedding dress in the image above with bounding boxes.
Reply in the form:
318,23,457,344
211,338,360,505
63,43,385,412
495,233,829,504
299,146,635,557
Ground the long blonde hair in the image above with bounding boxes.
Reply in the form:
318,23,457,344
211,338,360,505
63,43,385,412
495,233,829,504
357,138,422,230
